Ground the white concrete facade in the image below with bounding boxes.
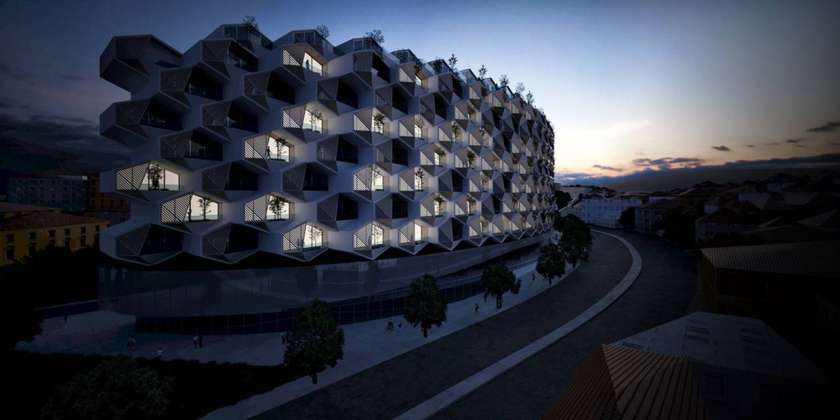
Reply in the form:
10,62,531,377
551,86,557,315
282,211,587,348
97,24,556,265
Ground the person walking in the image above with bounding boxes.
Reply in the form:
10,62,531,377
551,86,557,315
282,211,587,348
192,335,199,349
474,303,480,314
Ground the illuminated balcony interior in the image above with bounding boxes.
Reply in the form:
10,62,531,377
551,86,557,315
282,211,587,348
116,161,179,193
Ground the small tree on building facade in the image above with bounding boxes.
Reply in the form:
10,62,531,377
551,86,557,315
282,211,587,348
365,29,384,44
316,24,330,39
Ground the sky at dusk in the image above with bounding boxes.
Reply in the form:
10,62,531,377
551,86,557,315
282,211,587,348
1,0,839,183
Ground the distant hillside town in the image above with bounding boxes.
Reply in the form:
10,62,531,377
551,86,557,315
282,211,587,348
557,171,839,247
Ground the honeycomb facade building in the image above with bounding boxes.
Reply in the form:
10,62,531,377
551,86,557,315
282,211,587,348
98,24,556,266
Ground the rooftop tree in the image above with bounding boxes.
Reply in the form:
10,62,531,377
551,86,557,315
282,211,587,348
404,274,447,338
365,29,384,44
316,24,330,39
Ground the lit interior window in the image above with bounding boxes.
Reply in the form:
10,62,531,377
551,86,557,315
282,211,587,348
303,52,323,76
188,195,219,221
303,224,323,249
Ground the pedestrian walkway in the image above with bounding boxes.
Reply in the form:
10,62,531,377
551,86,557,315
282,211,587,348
393,230,642,420
203,259,579,419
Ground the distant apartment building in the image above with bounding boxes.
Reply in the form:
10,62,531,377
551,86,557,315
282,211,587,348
634,198,679,235
568,193,644,228
7,176,89,212
0,202,108,266
699,241,840,332
545,312,826,420
85,175,131,225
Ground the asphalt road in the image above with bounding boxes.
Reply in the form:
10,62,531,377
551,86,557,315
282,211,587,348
255,231,634,420
434,230,697,419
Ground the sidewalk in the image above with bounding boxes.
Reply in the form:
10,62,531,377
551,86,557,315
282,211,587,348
203,259,577,419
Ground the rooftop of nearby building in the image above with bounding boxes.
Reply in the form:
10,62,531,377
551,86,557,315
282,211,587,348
701,241,840,280
0,211,107,231
0,202,60,215
614,311,825,384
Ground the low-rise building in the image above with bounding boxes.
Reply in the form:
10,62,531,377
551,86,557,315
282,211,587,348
544,312,826,420
634,198,680,235
568,191,645,228
699,241,840,332
0,203,108,266
7,176,89,212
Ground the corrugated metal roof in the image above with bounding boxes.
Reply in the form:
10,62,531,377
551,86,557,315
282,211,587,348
700,241,840,280
543,344,706,420
615,312,826,385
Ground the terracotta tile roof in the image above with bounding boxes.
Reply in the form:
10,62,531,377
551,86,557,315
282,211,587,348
701,241,840,280
543,344,706,420
0,211,107,231
0,202,59,214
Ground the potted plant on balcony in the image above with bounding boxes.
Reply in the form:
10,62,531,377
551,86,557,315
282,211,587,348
268,195,284,221
466,151,476,168
147,162,163,191
372,113,386,134
196,196,211,221
450,122,461,141
414,168,424,191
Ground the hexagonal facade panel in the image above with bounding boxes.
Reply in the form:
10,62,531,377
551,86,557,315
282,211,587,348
98,24,555,265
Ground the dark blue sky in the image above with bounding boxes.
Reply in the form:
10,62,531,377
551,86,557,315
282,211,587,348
1,0,838,179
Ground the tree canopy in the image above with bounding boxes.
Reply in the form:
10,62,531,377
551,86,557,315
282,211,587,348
283,299,345,384
404,275,447,338
40,357,172,420
619,207,636,230
536,244,567,287
480,264,520,309
554,190,573,209
555,214,593,266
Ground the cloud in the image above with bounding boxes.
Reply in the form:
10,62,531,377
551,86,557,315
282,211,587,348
806,121,840,133
0,112,129,174
712,145,731,152
0,63,34,84
58,73,88,82
632,157,705,170
555,153,840,187
592,164,622,172
786,138,804,144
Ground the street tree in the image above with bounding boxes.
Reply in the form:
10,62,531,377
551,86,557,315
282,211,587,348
404,275,447,338
283,299,345,384
481,264,520,309
41,357,172,420
536,243,566,287
619,207,636,230
555,214,593,265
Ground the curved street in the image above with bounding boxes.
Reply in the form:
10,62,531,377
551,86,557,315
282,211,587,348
256,230,643,419
434,230,697,419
